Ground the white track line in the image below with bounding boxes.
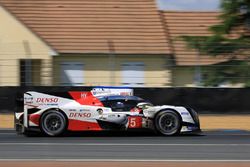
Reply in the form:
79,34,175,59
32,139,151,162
0,143,250,146
0,159,249,162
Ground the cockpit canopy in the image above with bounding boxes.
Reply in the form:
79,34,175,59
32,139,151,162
98,95,153,112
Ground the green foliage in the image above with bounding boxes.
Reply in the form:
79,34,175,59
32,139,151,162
182,35,246,56
203,61,250,87
182,0,250,87
218,0,250,34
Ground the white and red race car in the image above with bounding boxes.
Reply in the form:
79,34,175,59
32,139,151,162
15,87,200,136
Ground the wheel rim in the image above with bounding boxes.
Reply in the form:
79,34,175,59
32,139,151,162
42,113,65,135
158,113,179,134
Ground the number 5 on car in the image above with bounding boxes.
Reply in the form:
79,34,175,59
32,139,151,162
128,116,142,128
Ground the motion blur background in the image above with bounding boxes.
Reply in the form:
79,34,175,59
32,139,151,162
0,0,249,88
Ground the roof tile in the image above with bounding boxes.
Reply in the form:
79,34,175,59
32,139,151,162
0,0,170,54
162,11,228,66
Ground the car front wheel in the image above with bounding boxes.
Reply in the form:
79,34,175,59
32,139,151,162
154,110,181,136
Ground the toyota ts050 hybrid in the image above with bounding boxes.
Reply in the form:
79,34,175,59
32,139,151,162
15,87,200,136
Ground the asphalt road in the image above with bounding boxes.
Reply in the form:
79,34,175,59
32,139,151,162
0,130,250,161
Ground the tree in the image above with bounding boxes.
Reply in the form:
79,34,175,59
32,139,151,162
182,0,250,87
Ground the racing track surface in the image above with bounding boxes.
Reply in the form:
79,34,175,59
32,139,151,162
0,130,250,162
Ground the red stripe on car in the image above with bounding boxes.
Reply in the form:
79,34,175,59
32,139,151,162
69,91,103,107
68,119,102,131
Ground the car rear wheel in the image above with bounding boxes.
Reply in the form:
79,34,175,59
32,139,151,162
40,110,67,136
154,110,181,136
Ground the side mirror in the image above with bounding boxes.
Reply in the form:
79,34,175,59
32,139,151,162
136,102,153,110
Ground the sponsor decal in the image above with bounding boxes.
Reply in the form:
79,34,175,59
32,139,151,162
79,109,90,112
81,93,88,99
104,109,110,112
25,97,33,104
47,104,58,106
69,91,104,107
108,114,116,118
91,88,111,96
120,92,132,96
33,97,59,106
187,126,198,130
181,112,189,116
24,94,33,104
91,87,133,96
69,112,91,118
36,98,58,103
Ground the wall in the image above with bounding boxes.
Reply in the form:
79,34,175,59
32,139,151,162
134,88,250,113
53,54,171,87
0,6,54,86
0,87,249,114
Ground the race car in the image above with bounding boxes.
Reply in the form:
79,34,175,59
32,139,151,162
15,87,200,136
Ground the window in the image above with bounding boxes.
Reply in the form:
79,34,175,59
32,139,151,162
20,59,41,86
122,62,144,86
60,62,84,86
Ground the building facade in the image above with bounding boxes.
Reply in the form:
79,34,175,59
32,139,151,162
0,5,54,86
0,0,235,87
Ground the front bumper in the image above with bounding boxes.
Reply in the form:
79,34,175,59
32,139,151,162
181,128,202,135
181,122,201,134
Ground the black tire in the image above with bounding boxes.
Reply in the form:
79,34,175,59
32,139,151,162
154,110,181,136
40,110,67,137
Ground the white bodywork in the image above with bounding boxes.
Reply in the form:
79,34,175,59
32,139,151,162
17,88,199,134
143,105,195,124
